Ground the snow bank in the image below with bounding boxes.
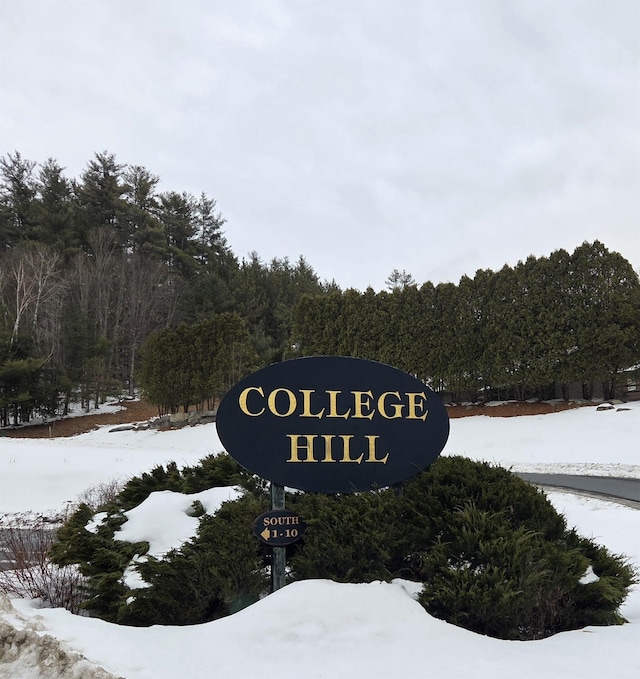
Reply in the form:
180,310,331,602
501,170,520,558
0,594,119,679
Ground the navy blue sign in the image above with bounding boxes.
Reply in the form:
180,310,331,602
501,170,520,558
253,509,307,546
216,356,449,494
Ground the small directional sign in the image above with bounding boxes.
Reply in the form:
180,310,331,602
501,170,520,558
253,509,306,546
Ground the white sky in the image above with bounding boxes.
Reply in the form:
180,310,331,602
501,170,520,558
1,0,638,291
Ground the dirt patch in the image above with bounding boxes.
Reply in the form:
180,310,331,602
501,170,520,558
446,400,592,419
1,400,159,439
1,399,595,439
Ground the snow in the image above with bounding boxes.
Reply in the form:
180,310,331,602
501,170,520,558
1,402,639,678
115,486,243,559
447,403,640,477
579,565,600,585
114,486,243,591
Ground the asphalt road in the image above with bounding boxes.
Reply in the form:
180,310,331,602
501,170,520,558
517,473,640,504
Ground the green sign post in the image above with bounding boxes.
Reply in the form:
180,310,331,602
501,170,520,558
270,483,286,592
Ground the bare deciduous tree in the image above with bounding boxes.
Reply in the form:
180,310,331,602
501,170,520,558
122,254,177,395
1,243,66,355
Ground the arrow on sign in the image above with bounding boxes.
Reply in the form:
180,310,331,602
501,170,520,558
253,509,306,546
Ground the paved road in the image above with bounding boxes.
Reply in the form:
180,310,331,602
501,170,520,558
517,473,640,504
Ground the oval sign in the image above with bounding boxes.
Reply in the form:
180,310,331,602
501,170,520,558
253,509,307,546
216,356,449,494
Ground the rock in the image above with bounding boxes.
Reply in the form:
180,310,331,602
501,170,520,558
120,410,217,432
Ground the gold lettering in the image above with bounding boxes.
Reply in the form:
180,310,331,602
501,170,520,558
287,434,317,462
352,391,375,419
326,390,351,419
268,388,297,417
300,389,325,419
239,386,265,416
377,391,404,419
240,386,430,422
320,434,337,462
338,435,363,463
406,392,429,420
364,435,389,463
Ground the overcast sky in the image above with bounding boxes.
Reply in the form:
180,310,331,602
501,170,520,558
1,0,638,291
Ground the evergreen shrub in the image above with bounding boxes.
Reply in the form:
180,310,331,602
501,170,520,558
116,493,269,626
51,454,636,639
51,453,266,624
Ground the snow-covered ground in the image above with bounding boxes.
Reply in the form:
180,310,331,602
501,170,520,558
0,402,639,678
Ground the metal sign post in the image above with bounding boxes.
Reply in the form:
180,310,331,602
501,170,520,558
270,482,286,592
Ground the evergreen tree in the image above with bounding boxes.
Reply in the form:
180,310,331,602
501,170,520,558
0,151,38,247
429,282,460,393
385,283,425,375
139,313,256,413
34,158,76,253
564,241,640,398
193,191,226,265
157,191,199,278
75,152,127,250
385,268,415,291
121,165,166,257
231,254,326,363
411,281,438,385
0,356,49,426
291,290,344,357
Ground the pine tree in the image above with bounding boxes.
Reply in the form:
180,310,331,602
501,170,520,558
0,151,38,247
121,165,166,257
75,152,127,249
34,158,76,253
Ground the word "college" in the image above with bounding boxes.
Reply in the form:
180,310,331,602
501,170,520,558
238,387,430,421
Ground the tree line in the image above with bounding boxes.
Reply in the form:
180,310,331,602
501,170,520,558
0,151,329,423
292,241,640,402
2,150,638,421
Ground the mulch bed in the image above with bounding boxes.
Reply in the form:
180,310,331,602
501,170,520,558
1,400,160,439
0,398,594,439
446,400,590,419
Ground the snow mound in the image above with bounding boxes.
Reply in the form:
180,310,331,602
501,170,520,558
0,594,120,679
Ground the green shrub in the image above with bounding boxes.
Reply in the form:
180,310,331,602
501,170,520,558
51,454,636,639
117,453,256,510
287,490,399,583
117,493,270,626
50,453,262,623
287,456,635,639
